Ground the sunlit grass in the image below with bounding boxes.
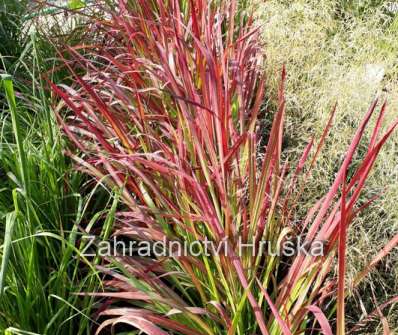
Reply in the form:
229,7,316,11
258,0,398,331
0,23,109,335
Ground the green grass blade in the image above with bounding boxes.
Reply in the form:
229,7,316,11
1,74,29,197
0,211,17,295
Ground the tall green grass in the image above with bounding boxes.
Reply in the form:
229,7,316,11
0,17,110,335
0,0,29,69
0,2,118,332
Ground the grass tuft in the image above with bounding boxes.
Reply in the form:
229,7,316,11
53,0,398,334
258,0,398,331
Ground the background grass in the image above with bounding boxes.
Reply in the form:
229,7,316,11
0,2,110,334
258,0,398,332
1,0,397,333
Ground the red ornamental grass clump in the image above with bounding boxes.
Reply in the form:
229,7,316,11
52,0,398,334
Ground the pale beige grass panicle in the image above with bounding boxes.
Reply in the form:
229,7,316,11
257,0,398,331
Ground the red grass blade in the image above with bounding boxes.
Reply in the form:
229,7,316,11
305,305,333,335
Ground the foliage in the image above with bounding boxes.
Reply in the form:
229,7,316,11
0,0,29,69
0,18,107,335
53,0,398,334
259,0,398,331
